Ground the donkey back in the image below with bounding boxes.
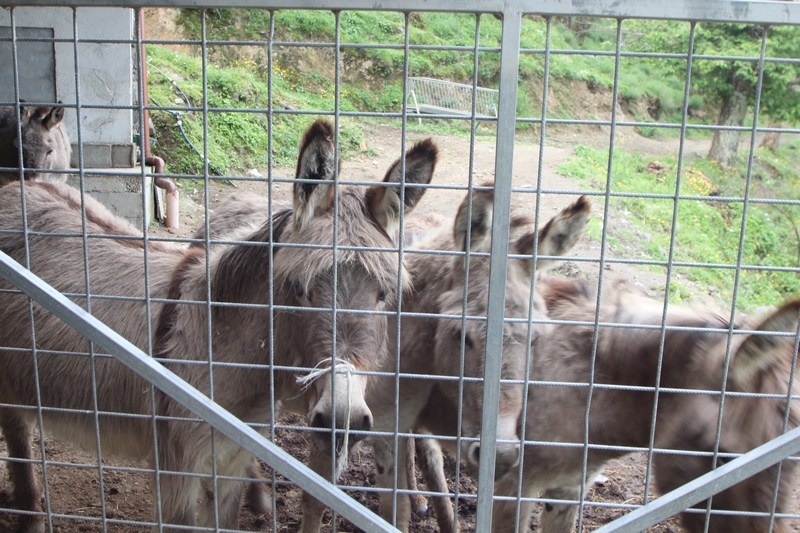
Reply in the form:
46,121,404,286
491,277,800,533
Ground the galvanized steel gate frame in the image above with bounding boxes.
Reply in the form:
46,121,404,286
2,1,800,531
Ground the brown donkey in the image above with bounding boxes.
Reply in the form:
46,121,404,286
491,277,800,532
368,192,591,532
0,103,71,186
0,119,434,532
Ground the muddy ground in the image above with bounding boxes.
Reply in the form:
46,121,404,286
1,119,798,532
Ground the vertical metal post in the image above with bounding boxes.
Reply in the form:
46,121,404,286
475,7,522,531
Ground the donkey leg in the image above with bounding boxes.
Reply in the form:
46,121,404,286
0,410,45,533
155,438,203,532
299,438,341,533
491,475,536,533
416,437,457,532
244,459,273,514
156,470,202,532
539,487,582,533
373,437,412,532
405,437,428,517
196,452,249,530
198,478,246,530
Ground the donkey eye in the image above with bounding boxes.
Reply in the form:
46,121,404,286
294,281,307,301
454,329,475,350
377,290,386,304
464,334,475,350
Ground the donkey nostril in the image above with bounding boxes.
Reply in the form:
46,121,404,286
360,414,373,431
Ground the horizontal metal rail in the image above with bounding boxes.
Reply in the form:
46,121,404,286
0,249,399,533
4,0,800,25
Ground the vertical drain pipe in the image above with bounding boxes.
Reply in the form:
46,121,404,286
139,9,179,229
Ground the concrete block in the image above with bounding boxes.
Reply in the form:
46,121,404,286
72,143,111,168
112,144,136,168
65,168,154,228
67,173,144,194
88,190,148,229
70,143,137,169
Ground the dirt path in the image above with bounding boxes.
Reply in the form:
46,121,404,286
175,122,715,304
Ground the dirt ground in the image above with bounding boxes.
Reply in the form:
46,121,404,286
4,118,799,532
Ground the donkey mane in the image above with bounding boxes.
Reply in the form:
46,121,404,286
210,207,294,304
273,188,410,297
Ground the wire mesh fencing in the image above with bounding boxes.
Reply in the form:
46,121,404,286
0,2,799,533
407,77,498,118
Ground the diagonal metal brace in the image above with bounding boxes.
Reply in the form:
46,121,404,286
595,425,800,533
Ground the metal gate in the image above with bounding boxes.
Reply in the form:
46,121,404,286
1,1,799,532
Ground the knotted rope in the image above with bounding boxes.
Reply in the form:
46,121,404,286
296,358,357,465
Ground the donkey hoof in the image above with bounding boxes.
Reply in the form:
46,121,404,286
409,493,429,516
412,500,429,516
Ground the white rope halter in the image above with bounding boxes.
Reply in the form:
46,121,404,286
296,358,357,465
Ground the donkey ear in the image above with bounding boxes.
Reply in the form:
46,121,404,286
514,195,591,272
730,300,800,384
367,138,436,235
453,187,494,253
18,106,31,127
293,119,337,231
43,104,65,130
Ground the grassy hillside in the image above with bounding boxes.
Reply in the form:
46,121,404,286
147,11,701,175
557,141,800,309
145,9,798,308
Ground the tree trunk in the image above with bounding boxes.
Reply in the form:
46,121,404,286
708,72,752,168
760,122,782,150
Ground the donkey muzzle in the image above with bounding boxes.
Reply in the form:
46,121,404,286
307,369,373,445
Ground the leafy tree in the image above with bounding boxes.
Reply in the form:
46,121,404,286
626,21,800,168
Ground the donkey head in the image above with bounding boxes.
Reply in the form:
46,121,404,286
0,104,71,184
434,190,591,477
274,119,437,446
652,299,800,532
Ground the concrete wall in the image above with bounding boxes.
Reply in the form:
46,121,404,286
66,169,155,230
1,7,157,227
0,7,136,165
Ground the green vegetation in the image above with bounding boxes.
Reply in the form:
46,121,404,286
557,143,800,309
144,9,800,308
146,45,366,175
149,12,707,174
171,12,698,120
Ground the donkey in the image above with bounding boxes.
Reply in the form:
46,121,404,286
371,192,592,532
0,119,434,532
297,190,591,532
191,189,447,523
491,276,800,532
171,189,298,517
0,103,71,186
